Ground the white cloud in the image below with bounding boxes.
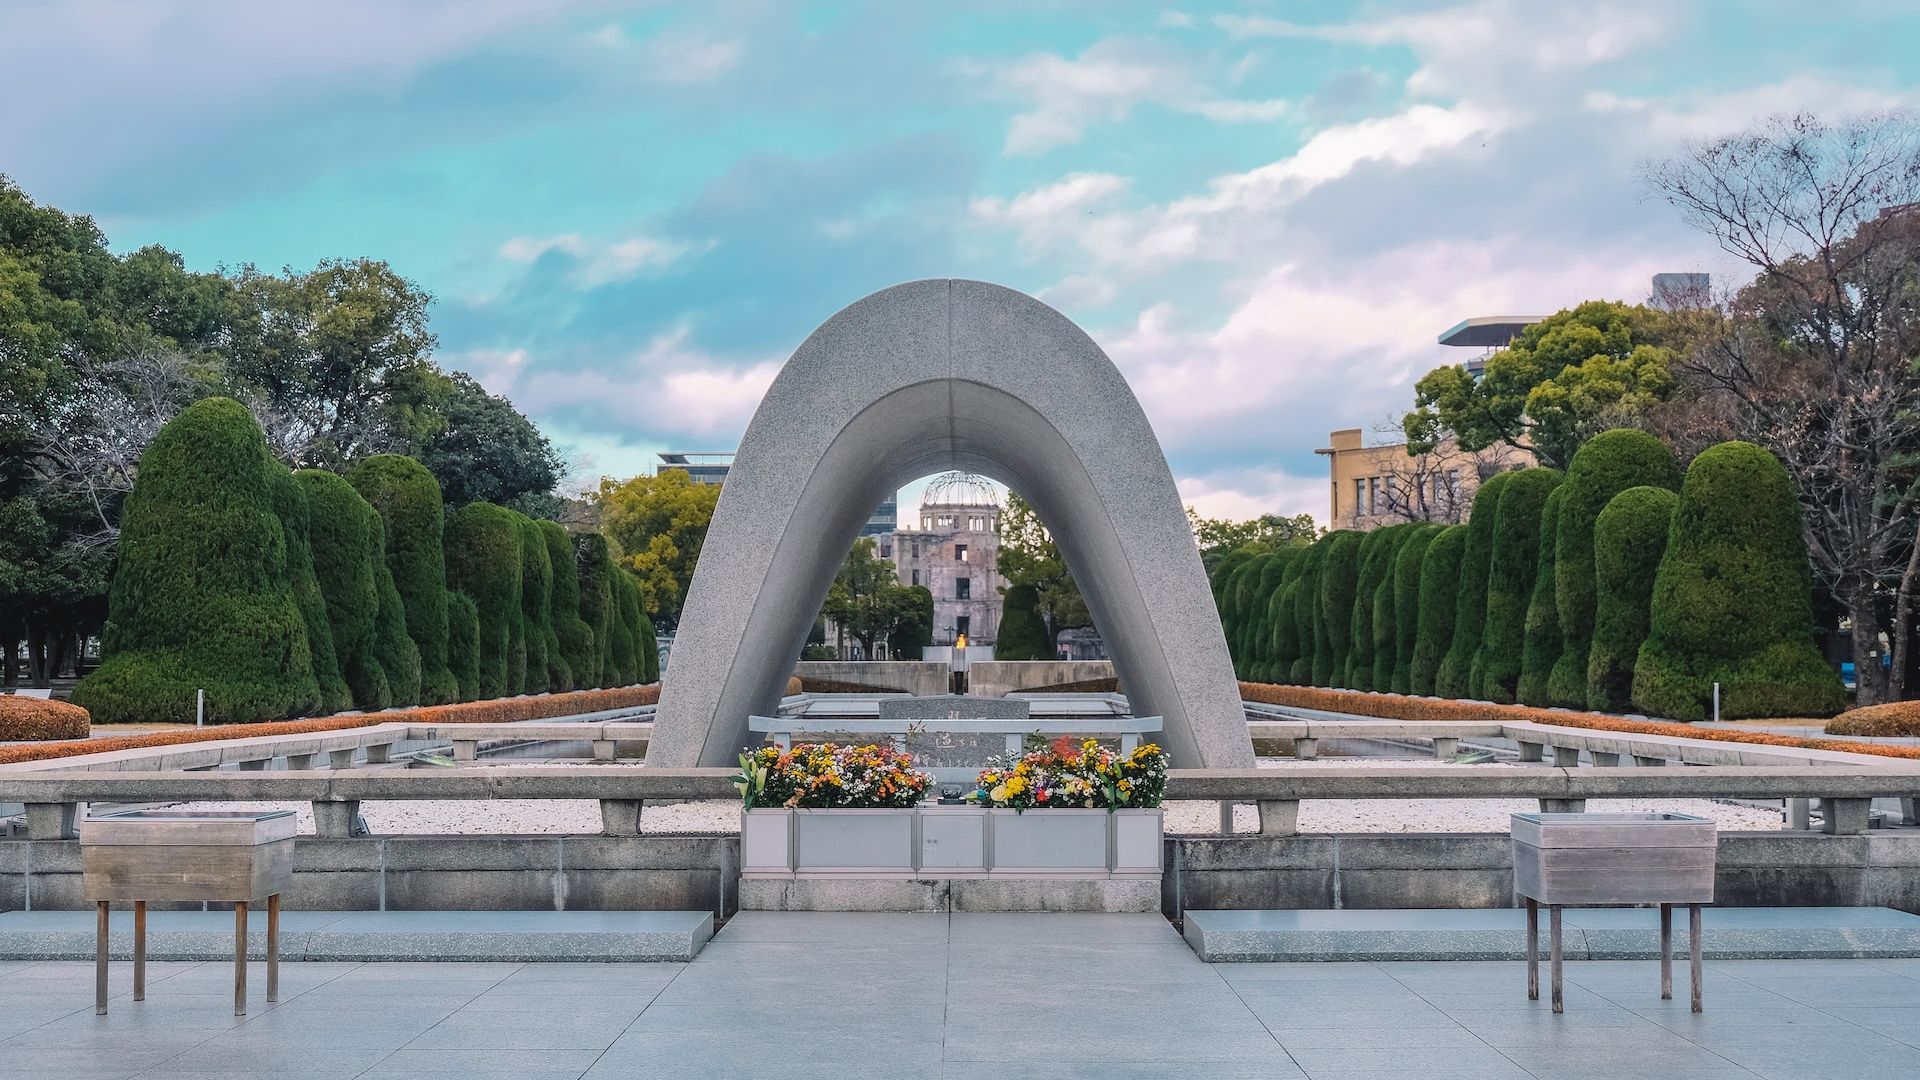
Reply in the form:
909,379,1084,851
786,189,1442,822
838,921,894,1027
496,232,708,286
1178,469,1326,523
1584,77,1918,141
639,32,744,84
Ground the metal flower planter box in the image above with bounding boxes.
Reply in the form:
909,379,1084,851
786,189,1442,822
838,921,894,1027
740,807,1162,877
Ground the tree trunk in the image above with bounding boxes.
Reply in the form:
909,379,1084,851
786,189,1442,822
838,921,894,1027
1893,538,1920,701
1850,587,1892,705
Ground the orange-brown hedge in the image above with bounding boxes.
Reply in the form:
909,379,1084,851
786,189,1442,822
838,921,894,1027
0,684,662,765
0,696,92,741
1241,682,1920,761
1824,701,1920,738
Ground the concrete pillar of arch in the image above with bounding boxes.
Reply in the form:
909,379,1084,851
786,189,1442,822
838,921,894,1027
650,279,1254,770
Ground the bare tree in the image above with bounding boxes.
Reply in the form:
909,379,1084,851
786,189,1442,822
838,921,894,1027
1642,112,1920,703
1362,419,1513,527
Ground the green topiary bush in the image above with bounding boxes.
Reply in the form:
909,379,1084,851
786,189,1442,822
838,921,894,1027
574,531,616,687
1348,526,1402,690
1474,468,1562,703
1317,531,1364,687
1389,524,1441,694
298,469,391,711
607,570,641,686
1588,485,1679,712
1549,429,1681,707
1517,485,1568,706
1632,442,1844,720
514,513,563,693
1265,555,1306,684
444,502,524,699
1437,471,1511,699
74,398,321,725
997,584,1051,660
541,521,596,689
1249,551,1293,682
1224,555,1269,678
1367,526,1418,693
272,466,349,714
446,591,481,702
1289,540,1329,684
348,454,457,706
369,512,422,707
1410,525,1468,695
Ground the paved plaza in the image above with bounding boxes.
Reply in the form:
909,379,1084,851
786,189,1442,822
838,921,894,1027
2,912,1919,1079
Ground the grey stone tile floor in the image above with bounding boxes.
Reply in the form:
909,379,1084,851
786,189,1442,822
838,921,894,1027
2,912,1918,1079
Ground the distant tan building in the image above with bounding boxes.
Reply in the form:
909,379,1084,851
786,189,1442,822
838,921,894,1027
1316,429,1531,529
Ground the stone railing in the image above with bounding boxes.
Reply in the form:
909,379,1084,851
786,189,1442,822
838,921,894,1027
7,764,1919,841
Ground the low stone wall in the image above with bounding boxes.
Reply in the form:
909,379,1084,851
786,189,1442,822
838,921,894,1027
967,660,1115,698
9,830,1918,917
792,661,949,696
1166,832,1920,917
1,834,741,917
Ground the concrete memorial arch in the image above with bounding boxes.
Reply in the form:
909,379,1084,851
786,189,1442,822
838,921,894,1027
650,279,1255,769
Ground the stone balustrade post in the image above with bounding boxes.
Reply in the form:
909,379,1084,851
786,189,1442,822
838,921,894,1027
1431,737,1459,759
285,753,315,771
1257,800,1299,836
312,800,362,839
364,743,393,765
600,800,644,836
237,759,268,771
1591,751,1621,767
452,739,478,763
1538,798,1586,814
1552,746,1581,768
1517,741,1545,762
592,740,617,761
1292,737,1319,760
328,749,356,770
25,802,77,840
1632,755,1666,768
1820,798,1871,835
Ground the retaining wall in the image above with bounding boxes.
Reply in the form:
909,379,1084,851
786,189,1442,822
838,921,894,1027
967,661,1115,698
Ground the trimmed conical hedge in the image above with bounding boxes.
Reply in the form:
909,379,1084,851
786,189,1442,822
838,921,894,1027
1437,471,1512,699
1517,484,1569,706
1250,552,1292,681
272,466,349,714
1589,485,1678,712
998,583,1051,660
1410,525,1468,695
607,570,641,686
446,591,481,702
74,398,320,725
514,513,563,693
1317,531,1364,687
297,469,392,711
445,502,524,699
542,521,596,688
1349,526,1402,690
1289,540,1329,684
1390,524,1441,694
1474,468,1562,703
575,531,616,687
1368,527,1418,692
1266,555,1307,684
369,511,422,707
1549,430,1681,707
348,454,457,705
1225,555,1269,678
1632,442,1844,720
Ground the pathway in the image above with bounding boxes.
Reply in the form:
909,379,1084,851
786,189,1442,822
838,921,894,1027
3,912,1919,1079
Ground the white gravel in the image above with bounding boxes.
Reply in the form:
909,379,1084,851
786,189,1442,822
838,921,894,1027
166,756,1783,835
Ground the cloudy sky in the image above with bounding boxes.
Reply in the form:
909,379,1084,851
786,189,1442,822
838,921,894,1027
6,1,1917,524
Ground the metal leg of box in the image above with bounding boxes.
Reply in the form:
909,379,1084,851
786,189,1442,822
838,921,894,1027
267,894,280,1003
1549,905,1564,1014
95,901,109,1016
234,901,248,1016
1526,899,1539,998
1690,904,1704,1013
1659,903,1673,1000
134,901,147,1002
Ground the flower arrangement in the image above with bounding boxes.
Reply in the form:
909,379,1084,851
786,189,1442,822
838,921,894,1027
967,737,1168,811
734,743,934,809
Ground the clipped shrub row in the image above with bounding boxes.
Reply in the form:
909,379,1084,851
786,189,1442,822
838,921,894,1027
1823,700,1920,737
1215,430,1843,720
0,684,668,765
1240,683,1917,761
71,398,660,729
0,697,93,741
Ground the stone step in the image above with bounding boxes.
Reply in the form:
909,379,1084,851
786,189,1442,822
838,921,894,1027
1183,906,1920,962
0,908,713,962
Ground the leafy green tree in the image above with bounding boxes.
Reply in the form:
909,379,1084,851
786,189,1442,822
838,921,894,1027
444,502,524,699
1317,531,1364,687
73,399,320,724
888,585,934,662
596,468,720,625
998,492,1090,653
299,468,391,710
348,454,457,705
1549,430,1681,707
1589,486,1679,712
1190,509,1317,564
1403,301,1687,469
821,537,929,660
389,369,565,517
1411,525,1469,696
1437,472,1512,698
1474,468,1563,703
271,467,349,713
1389,524,1442,693
1517,485,1569,705
1634,442,1844,720
996,584,1052,660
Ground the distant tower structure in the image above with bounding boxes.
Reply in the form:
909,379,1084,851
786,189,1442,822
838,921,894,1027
887,472,1008,650
1650,273,1712,312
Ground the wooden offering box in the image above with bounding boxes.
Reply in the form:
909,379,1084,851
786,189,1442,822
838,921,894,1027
1512,811,1715,906
82,810,296,902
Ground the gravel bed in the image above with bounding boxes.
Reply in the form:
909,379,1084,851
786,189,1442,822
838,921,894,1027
166,756,1782,834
